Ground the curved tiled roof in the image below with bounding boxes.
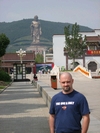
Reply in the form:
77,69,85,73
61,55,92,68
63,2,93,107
1,53,35,61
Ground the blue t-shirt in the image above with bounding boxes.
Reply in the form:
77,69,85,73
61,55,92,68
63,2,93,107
49,90,90,133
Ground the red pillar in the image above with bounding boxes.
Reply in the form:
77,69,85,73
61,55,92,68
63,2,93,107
33,64,36,74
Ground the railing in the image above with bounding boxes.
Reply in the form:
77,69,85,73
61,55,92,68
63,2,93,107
73,65,92,78
37,73,50,80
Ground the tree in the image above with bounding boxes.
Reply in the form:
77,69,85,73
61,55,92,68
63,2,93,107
35,53,44,63
64,23,87,69
0,33,10,57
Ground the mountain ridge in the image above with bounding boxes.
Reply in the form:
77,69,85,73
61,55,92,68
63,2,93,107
0,19,94,52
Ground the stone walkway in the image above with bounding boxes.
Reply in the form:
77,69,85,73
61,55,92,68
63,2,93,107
0,82,50,133
0,72,100,133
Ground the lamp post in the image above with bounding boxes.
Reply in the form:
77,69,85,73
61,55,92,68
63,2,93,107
43,50,46,63
16,48,26,64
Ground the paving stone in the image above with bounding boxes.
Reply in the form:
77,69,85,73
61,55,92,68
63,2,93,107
0,82,50,133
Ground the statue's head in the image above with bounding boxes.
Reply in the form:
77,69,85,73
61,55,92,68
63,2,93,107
34,15,38,21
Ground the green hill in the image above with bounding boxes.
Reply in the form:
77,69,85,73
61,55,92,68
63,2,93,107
0,19,93,52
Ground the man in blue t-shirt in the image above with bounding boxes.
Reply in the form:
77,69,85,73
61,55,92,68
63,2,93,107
49,72,90,133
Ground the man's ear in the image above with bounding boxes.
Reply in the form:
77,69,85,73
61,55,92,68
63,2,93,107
72,79,74,84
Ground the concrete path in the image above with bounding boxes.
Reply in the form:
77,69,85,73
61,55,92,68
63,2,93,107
0,82,50,133
0,72,100,133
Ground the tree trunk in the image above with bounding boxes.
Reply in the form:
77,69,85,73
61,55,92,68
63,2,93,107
0,60,2,70
73,58,75,69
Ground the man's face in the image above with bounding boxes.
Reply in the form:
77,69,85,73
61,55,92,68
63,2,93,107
59,74,73,93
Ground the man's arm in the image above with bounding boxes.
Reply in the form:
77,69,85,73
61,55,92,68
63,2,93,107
81,114,90,133
49,114,55,133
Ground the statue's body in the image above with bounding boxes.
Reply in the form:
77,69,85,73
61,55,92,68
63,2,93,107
30,15,42,44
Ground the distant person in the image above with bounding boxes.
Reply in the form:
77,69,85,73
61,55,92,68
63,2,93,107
30,15,42,43
42,69,45,74
38,70,41,74
48,69,50,73
33,73,38,81
49,72,90,133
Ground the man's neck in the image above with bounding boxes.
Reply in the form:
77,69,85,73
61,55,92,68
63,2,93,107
62,89,74,94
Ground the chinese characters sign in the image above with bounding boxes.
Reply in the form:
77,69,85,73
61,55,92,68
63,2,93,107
87,50,100,55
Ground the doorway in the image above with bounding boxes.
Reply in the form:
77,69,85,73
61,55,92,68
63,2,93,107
13,64,26,80
88,61,97,72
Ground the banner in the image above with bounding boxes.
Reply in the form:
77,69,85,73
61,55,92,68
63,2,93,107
87,50,100,55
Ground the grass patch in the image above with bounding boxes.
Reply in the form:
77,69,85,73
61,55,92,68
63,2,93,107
0,81,11,90
0,86,5,90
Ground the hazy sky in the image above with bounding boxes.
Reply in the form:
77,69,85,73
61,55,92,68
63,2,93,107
0,0,100,29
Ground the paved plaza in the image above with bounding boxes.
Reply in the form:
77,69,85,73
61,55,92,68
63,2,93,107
0,82,50,133
0,71,100,133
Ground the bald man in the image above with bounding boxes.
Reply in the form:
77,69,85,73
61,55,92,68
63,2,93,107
49,72,90,133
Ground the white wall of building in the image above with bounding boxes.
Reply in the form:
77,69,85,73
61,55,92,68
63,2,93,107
85,56,100,69
53,35,66,68
95,29,100,35
68,57,100,70
53,30,100,70
79,29,100,37
68,59,83,70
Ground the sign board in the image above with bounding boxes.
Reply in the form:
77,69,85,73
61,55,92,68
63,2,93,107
87,50,100,55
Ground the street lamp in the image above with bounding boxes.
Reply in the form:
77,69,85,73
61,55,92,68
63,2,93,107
43,50,46,63
16,48,26,64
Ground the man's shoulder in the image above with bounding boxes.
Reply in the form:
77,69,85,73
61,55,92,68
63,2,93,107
74,90,86,100
52,91,62,98
74,90,83,95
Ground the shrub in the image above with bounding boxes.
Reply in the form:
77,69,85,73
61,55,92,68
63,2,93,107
0,70,11,82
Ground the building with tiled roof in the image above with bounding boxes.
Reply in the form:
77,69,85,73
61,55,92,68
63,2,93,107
53,29,100,72
0,51,35,80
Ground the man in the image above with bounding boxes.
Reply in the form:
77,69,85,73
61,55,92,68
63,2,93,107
49,72,90,133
